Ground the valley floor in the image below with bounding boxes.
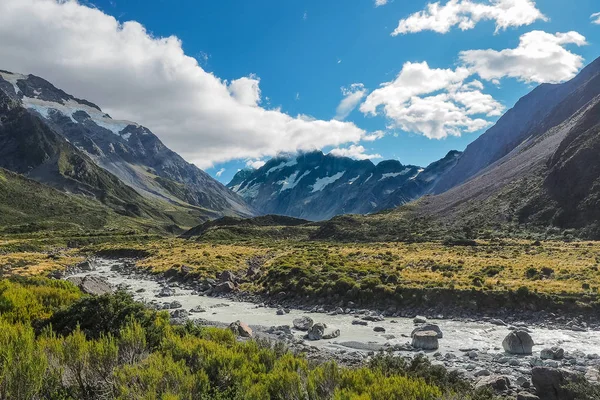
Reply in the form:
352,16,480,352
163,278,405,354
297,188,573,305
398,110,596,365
2,233,600,399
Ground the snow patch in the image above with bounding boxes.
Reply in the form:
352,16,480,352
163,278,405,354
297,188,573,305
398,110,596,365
278,170,310,192
21,97,136,136
364,173,373,183
0,71,25,95
311,171,345,193
348,175,360,185
266,158,298,175
410,169,425,180
379,169,411,181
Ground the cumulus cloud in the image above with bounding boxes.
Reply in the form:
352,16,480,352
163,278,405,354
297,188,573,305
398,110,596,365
246,159,266,169
0,0,371,168
460,31,587,83
591,12,600,25
375,0,389,7
329,145,382,160
361,62,504,139
335,83,368,121
392,0,547,36
215,168,225,177
228,76,261,107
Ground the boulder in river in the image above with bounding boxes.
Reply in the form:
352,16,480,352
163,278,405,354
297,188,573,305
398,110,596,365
189,305,206,313
67,275,112,296
413,316,427,324
170,309,189,319
352,320,368,326
503,330,534,355
540,347,565,360
229,320,253,338
276,308,285,316
411,324,443,339
307,323,326,340
293,316,314,331
474,375,511,391
411,331,439,350
373,327,385,333
323,329,340,340
531,367,577,400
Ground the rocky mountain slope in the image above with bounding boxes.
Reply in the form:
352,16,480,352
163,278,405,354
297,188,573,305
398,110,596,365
228,150,460,221
432,56,600,195
0,70,253,220
314,56,600,241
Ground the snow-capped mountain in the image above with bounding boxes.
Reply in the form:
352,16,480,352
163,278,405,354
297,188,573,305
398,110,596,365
0,70,253,219
228,150,461,220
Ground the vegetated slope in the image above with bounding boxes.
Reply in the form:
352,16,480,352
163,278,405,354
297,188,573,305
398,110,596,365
0,85,215,232
0,70,253,219
433,56,600,194
315,56,600,241
0,167,140,233
227,150,460,221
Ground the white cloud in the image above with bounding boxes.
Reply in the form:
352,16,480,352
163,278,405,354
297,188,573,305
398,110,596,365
375,0,389,7
215,168,225,177
329,145,382,160
0,0,369,168
335,83,367,121
246,159,266,169
392,0,547,36
363,130,386,141
228,75,261,107
460,31,587,83
361,62,504,139
591,12,600,25
362,30,587,139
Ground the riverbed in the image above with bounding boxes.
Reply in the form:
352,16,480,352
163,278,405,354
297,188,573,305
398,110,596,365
69,258,600,384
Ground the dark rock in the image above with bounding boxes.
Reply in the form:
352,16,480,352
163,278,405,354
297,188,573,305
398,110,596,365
411,331,439,350
307,323,326,341
293,316,314,331
352,320,368,326
411,323,443,339
67,275,112,296
373,327,386,333
214,281,235,293
229,321,253,338
475,375,510,391
531,367,577,400
503,330,534,355
540,347,565,360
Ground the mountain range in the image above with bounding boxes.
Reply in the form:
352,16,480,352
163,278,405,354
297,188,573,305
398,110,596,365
3,55,600,237
227,150,461,221
0,70,253,232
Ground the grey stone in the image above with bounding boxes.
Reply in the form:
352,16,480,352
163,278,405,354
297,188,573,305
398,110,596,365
293,316,314,331
503,330,534,355
411,331,439,350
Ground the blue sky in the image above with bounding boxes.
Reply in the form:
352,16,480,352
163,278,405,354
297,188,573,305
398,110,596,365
3,0,599,184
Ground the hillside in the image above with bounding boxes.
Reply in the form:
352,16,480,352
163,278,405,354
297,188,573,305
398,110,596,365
0,70,253,219
315,56,600,241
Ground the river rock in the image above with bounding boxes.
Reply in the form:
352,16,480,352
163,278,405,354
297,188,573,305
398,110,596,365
276,308,285,315
411,324,443,339
373,326,385,333
352,320,368,326
531,367,577,400
323,329,340,340
169,301,182,309
293,316,314,331
503,330,534,355
157,286,174,297
170,309,189,319
411,331,439,350
214,281,235,293
229,320,253,338
67,275,112,296
413,316,427,324
307,323,326,340
516,393,540,400
189,305,206,313
475,375,510,391
541,347,565,360
77,260,93,271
